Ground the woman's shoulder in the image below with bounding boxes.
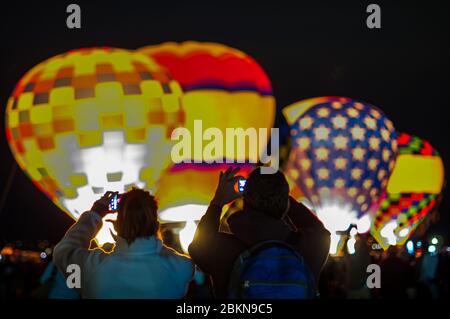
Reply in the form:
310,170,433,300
160,244,194,278
160,244,192,263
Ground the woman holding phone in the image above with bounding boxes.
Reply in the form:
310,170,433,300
53,189,194,299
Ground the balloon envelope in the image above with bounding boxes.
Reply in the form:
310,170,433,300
371,132,445,249
138,41,275,220
5,47,184,243
284,97,397,249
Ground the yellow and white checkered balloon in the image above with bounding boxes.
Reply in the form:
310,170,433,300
5,48,184,240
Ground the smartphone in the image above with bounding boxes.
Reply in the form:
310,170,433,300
109,193,119,211
238,179,246,192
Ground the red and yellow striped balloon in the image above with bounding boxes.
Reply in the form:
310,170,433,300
138,41,275,220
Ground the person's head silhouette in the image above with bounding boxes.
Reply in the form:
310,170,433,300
243,167,290,219
115,188,160,245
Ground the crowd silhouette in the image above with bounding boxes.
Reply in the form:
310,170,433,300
1,167,449,299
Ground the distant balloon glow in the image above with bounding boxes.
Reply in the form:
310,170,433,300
159,204,208,222
406,240,414,254
346,227,358,255
179,220,197,253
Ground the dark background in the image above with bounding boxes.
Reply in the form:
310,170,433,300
0,0,448,244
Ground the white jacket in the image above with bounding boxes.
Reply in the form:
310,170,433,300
53,211,193,299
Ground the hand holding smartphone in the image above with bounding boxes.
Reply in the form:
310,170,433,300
238,179,246,193
108,192,120,211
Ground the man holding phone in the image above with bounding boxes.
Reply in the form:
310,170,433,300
189,166,331,298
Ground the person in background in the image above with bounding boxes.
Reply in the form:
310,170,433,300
0,255,16,298
436,246,450,297
35,260,80,299
318,257,348,299
189,167,330,298
344,234,372,299
53,188,193,299
419,245,440,298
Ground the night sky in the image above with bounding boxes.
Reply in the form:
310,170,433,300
0,0,448,244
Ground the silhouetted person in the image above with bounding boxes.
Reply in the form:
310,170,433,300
35,260,80,299
189,167,330,298
436,248,450,297
380,246,410,299
419,248,439,298
319,257,347,299
344,235,372,299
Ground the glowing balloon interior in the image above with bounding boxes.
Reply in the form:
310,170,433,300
284,97,397,254
371,132,445,250
139,41,275,219
5,48,185,245
179,220,197,253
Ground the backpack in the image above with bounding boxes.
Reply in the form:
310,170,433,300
228,240,316,299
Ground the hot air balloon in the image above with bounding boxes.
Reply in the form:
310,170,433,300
370,132,445,250
138,41,275,222
283,96,397,254
4,47,184,245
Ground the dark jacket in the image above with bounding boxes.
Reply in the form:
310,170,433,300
188,196,331,298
